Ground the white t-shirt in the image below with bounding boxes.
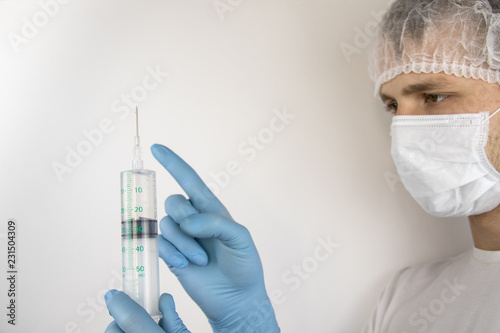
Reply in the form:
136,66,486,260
362,247,500,333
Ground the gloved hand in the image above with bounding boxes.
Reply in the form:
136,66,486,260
105,144,280,333
105,291,190,333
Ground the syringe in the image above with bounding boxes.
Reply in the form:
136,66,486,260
120,107,161,320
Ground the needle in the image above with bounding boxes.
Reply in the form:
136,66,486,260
132,106,143,170
135,106,140,147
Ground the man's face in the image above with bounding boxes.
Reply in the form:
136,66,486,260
379,72,500,172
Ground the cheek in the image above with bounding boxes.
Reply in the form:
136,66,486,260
475,92,498,109
486,129,500,172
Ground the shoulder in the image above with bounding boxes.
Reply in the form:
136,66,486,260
361,249,471,333
384,249,471,300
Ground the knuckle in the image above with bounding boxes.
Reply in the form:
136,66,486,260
165,194,186,212
172,318,188,332
239,224,251,238
159,216,175,234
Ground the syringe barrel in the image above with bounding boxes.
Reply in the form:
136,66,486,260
120,169,161,320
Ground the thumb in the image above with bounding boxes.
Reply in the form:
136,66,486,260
158,294,191,333
180,213,253,250
105,290,164,333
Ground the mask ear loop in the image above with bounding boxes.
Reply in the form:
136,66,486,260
486,107,500,121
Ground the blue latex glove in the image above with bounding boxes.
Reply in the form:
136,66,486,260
105,144,280,333
105,291,189,333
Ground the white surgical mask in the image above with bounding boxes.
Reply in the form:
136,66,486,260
390,109,500,217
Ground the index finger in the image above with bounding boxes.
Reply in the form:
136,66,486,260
151,144,230,216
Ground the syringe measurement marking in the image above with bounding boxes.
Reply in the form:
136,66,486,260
122,174,155,277
124,173,134,275
121,219,158,277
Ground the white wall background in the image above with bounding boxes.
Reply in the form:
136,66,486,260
0,0,473,332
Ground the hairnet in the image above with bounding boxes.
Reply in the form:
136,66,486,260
370,0,500,94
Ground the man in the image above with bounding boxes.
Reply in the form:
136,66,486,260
104,0,500,332
363,0,500,331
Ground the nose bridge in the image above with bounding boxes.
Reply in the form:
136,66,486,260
396,100,423,116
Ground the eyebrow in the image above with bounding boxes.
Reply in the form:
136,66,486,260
379,80,452,102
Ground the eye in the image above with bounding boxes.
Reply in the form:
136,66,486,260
384,100,398,114
425,94,448,103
